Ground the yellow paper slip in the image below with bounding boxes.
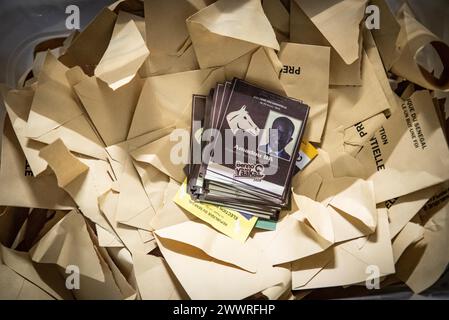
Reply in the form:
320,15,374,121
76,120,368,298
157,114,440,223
174,181,257,243
297,140,318,171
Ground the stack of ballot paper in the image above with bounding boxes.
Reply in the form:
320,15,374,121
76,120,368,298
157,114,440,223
1,0,449,300
186,78,310,220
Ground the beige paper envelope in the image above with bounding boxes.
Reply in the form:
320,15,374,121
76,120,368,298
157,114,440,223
25,53,107,160
39,140,114,231
71,67,143,146
0,207,29,248
262,0,290,43
290,0,364,86
324,51,390,135
0,118,75,210
155,220,262,273
386,185,437,239
59,8,117,76
117,10,145,38
115,155,156,231
0,258,54,300
131,133,187,183
292,147,334,195
1,244,73,300
39,139,89,188
253,205,333,266
87,224,137,300
108,0,143,13
96,224,124,248
133,161,171,214
308,177,377,243
295,165,377,243
106,126,174,178
392,222,424,263
392,6,449,91
94,17,149,90
138,229,154,243
187,0,279,69
245,47,286,95
330,149,375,179
295,0,366,64
149,178,195,230
30,210,104,282
279,42,330,143
128,68,225,139
363,28,400,113
396,187,449,293
372,1,449,91
356,91,449,203
142,0,213,76
369,0,401,71
30,210,133,300
292,208,395,290
155,235,290,300
2,87,48,176
224,49,258,82
106,127,174,229
342,112,389,156
132,252,188,300
98,190,158,255
260,266,293,300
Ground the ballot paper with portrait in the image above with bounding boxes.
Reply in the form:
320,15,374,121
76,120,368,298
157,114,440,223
186,78,309,220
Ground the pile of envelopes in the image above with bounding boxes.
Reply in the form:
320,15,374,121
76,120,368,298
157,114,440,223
1,0,449,300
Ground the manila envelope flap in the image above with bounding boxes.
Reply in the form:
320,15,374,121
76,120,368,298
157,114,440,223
0,118,75,210
155,220,262,273
128,68,225,139
25,53,107,160
155,235,290,300
187,0,279,69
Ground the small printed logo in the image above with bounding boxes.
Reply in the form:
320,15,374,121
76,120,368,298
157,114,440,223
226,106,260,136
234,162,265,181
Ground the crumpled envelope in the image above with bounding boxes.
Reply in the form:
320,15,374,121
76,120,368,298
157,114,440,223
321,50,391,154
290,0,366,86
105,128,173,231
372,1,449,91
278,42,330,143
59,8,117,76
94,14,149,90
39,139,114,233
148,178,195,231
141,0,213,76
292,208,395,290
396,183,449,293
128,67,225,139
132,252,188,300
69,66,144,146
245,47,285,95
25,53,107,160
0,118,75,210
154,225,291,300
30,210,136,300
386,185,437,239
98,190,156,255
0,244,73,300
2,86,48,176
356,90,449,203
187,0,279,69
262,0,290,43
131,132,188,184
